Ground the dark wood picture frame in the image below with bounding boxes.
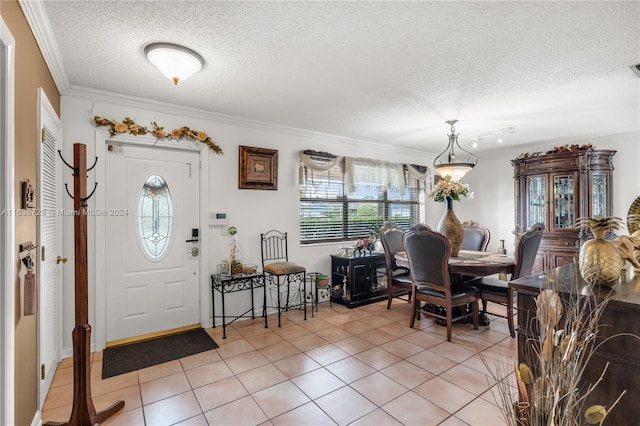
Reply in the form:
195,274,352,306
238,145,278,190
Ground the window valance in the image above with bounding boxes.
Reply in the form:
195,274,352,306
299,150,429,195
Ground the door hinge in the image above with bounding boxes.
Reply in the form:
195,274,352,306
41,245,45,261
41,128,45,143
41,363,45,380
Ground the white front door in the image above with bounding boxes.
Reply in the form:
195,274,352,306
105,144,200,343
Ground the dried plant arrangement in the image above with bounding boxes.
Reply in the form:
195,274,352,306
485,284,638,426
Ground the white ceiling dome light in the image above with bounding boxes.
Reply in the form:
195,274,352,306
144,42,204,85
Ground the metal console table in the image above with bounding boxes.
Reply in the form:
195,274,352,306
211,272,267,339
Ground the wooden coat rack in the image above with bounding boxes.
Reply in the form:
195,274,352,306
45,143,124,426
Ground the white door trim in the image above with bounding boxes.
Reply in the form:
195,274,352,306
0,17,16,426
198,140,211,328
93,132,209,350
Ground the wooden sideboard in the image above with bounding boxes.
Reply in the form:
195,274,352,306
509,263,639,425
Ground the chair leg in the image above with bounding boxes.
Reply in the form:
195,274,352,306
410,300,417,328
285,276,291,310
409,287,418,328
302,273,307,321
446,306,453,342
277,278,282,327
387,278,394,309
507,288,516,338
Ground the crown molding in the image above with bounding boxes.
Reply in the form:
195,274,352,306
64,85,429,158
19,0,68,93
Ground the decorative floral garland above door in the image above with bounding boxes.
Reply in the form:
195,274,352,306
94,116,223,154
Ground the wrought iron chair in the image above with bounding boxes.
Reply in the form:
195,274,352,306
475,223,544,337
403,226,480,341
260,230,306,327
379,222,413,309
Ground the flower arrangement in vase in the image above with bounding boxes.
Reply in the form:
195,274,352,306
429,176,472,256
428,175,471,202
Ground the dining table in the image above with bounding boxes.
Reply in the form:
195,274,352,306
394,249,515,277
395,249,516,326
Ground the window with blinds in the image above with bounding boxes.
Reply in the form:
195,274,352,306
300,154,425,244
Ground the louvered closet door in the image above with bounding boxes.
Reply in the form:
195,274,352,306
37,88,63,407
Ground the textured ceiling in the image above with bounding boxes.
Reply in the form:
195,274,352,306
29,0,640,154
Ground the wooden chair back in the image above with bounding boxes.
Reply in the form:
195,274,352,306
461,220,491,251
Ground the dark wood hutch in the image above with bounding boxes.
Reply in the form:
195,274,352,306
511,149,616,273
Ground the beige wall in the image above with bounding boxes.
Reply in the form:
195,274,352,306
1,1,60,424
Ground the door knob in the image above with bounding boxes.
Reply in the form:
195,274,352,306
56,256,68,264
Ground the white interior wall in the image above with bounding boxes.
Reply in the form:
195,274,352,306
59,95,434,352
59,94,640,353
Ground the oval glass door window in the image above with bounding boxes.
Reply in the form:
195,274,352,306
138,174,173,259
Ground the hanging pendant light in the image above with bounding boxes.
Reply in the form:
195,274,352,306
433,119,477,181
144,42,205,85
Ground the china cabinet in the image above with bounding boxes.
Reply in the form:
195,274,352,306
512,149,615,273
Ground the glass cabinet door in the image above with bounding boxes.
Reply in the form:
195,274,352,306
528,176,546,227
553,174,575,229
591,172,608,217
370,263,387,293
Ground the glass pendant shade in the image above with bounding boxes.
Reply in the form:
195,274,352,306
433,120,477,181
434,163,475,181
144,42,204,85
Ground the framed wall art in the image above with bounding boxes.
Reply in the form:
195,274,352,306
238,145,278,190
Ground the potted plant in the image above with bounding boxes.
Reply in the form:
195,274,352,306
316,274,329,288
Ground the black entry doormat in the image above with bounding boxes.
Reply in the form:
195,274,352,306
102,328,218,379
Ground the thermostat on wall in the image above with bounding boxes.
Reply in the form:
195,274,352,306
209,212,229,226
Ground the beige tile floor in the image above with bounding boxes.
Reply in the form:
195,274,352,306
42,300,517,426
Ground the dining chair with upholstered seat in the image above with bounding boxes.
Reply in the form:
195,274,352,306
402,226,480,342
457,220,491,296
460,220,491,252
261,230,306,327
475,223,544,337
379,222,413,309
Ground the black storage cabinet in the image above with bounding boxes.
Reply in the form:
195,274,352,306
330,253,387,308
